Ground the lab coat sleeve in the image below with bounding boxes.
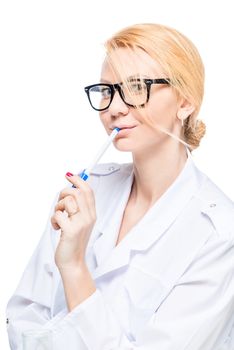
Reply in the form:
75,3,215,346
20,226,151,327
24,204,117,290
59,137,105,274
6,198,96,349
6,194,61,349
43,232,234,350
6,190,92,350
142,233,234,350
6,172,102,350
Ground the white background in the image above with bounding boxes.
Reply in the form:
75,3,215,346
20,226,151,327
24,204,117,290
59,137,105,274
0,0,233,348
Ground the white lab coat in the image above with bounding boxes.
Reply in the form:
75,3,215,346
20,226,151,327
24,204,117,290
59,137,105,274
6,152,234,350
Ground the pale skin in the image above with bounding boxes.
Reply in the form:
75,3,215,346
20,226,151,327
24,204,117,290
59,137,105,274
51,47,195,311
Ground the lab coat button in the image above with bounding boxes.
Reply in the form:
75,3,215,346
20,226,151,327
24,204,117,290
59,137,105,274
6,318,9,324
44,263,53,275
209,203,216,208
90,163,120,176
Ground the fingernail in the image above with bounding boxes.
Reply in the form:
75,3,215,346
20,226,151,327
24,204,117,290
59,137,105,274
66,172,74,177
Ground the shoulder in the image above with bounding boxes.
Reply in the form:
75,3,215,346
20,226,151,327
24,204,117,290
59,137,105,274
195,174,234,239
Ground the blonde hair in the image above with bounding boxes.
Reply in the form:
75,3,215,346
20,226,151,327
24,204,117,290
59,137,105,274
104,23,206,150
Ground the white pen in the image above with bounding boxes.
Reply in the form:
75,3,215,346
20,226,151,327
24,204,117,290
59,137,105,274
79,127,120,181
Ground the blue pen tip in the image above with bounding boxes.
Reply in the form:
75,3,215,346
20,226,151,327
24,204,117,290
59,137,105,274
115,127,121,132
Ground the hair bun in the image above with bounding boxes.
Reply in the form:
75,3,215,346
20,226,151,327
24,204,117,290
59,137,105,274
184,119,206,150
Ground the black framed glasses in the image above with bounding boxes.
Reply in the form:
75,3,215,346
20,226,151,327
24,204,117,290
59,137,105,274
84,78,170,111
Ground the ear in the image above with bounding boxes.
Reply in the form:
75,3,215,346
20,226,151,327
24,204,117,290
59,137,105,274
176,98,195,122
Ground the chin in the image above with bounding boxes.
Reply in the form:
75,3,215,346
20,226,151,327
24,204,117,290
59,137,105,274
113,139,136,152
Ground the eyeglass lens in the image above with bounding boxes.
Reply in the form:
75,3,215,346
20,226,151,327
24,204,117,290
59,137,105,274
88,80,148,111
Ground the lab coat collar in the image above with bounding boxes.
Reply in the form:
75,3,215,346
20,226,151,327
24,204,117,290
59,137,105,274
92,150,207,280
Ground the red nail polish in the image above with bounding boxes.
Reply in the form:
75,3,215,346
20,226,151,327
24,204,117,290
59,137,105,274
66,172,74,177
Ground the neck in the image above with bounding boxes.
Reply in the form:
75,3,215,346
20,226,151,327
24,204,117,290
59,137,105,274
131,141,188,206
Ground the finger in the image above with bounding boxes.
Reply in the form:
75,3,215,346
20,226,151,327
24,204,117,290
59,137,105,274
57,189,94,221
72,189,92,218
55,196,78,216
51,215,60,230
72,183,97,221
65,173,96,215
65,173,91,192
58,187,80,201
51,210,69,231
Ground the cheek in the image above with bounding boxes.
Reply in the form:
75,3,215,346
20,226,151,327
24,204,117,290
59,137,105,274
146,93,178,125
99,113,109,128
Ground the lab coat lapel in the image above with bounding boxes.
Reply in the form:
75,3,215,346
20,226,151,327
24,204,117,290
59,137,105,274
92,170,134,267
93,155,207,280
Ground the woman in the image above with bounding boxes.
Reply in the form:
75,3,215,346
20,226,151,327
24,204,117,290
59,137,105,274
7,23,234,350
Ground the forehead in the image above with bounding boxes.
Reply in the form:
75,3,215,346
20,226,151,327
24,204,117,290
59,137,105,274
101,47,163,81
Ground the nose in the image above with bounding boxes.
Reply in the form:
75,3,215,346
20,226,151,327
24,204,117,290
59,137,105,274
108,89,129,117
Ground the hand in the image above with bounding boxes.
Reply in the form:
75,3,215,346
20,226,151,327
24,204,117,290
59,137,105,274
51,173,97,270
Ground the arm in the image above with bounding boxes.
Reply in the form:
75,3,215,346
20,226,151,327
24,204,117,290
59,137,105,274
142,233,234,350
6,216,58,349
50,173,97,311
58,262,96,312
6,173,100,350
6,171,97,350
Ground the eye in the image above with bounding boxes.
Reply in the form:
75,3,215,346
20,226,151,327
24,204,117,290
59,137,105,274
92,85,111,99
100,87,112,98
129,80,146,94
90,85,112,99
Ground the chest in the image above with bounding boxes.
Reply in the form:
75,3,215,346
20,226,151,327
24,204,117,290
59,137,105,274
115,201,150,246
